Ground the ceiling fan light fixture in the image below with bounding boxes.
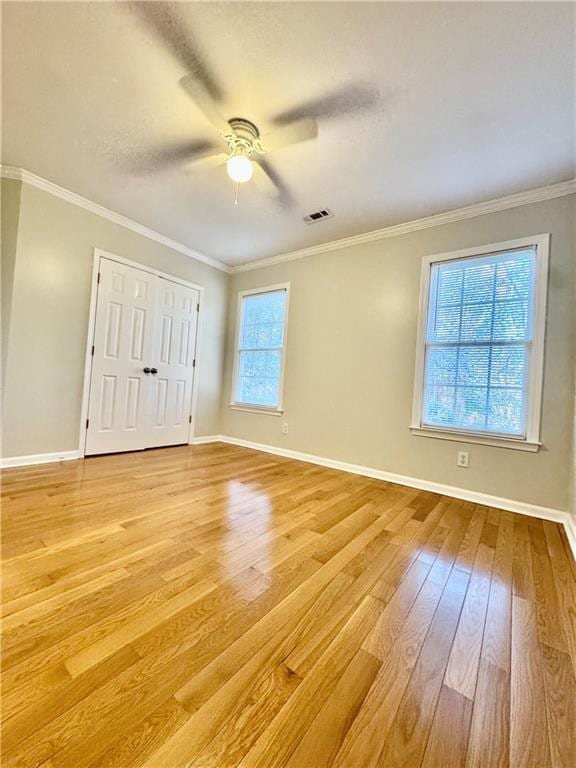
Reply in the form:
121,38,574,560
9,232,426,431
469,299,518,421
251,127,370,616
226,154,253,183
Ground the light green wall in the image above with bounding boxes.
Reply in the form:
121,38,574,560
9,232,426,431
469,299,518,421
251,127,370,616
2,181,229,457
1,178,22,390
220,195,576,512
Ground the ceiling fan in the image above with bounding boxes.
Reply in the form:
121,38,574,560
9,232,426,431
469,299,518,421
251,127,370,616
127,2,379,205
179,75,318,199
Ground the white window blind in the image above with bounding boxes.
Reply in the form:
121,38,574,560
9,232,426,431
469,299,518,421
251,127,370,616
412,238,549,447
233,287,288,409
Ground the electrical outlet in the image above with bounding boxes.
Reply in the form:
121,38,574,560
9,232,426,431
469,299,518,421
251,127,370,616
282,423,289,435
457,451,469,468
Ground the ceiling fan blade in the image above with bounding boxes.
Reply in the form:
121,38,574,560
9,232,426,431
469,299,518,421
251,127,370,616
272,83,380,124
254,159,294,208
128,2,222,102
252,161,281,198
180,76,231,135
127,140,219,174
259,118,318,152
186,152,228,171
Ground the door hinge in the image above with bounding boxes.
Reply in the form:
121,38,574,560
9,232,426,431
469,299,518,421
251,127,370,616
197,303,200,312
192,359,196,368
97,273,101,284
86,418,90,429
189,415,192,424
91,345,95,356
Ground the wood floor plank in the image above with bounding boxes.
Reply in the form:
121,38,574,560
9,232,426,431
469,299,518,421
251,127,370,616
510,596,551,768
540,642,576,768
465,659,510,768
512,516,536,602
374,566,470,768
362,558,431,659
544,522,576,678
1,646,140,756
445,542,494,699
482,512,513,672
284,649,381,768
234,596,384,768
532,548,568,653
172,516,391,713
1,444,574,768
330,571,461,768
85,698,191,768
141,595,383,768
420,684,473,768
454,506,486,573
64,578,218,676
188,662,303,768
1,567,131,622
1,662,72,722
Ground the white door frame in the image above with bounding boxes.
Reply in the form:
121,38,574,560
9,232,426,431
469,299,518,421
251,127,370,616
78,248,205,456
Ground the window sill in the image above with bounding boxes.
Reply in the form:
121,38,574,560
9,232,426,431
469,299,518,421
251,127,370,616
409,426,541,452
229,404,284,417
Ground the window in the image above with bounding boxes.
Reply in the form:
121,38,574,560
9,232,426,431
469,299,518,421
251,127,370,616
411,235,549,451
231,284,289,413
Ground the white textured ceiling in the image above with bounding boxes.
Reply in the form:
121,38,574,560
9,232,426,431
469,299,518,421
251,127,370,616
2,2,574,266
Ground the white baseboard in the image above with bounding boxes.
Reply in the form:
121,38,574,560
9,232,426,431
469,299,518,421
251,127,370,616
0,449,82,469
218,435,576,560
0,436,220,466
189,435,221,445
565,516,576,559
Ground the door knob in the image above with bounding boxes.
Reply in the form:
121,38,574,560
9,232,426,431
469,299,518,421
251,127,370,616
150,368,158,375
143,367,151,374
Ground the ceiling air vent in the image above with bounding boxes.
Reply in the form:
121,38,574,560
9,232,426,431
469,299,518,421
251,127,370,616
303,208,333,224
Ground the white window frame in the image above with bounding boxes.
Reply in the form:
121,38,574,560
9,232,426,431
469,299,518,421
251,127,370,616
410,234,549,452
229,283,290,415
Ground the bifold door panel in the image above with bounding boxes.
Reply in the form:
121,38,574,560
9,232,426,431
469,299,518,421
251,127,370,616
148,279,199,448
86,258,199,455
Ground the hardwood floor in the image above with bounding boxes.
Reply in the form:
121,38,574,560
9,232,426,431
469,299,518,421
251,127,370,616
1,443,575,768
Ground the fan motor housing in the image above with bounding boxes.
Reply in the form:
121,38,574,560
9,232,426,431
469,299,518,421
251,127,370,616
228,118,260,141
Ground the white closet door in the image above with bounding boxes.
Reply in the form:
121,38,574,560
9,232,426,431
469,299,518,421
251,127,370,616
86,258,157,455
147,278,199,448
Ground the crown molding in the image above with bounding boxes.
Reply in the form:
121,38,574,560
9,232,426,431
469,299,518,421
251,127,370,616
4,165,574,275
0,166,230,273
231,178,576,273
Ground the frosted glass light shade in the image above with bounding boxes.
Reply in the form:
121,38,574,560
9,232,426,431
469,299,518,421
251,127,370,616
226,154,253,183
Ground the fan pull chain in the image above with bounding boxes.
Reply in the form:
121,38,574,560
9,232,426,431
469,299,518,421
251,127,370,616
234,182,239,206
